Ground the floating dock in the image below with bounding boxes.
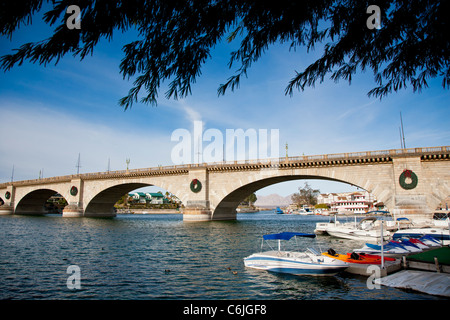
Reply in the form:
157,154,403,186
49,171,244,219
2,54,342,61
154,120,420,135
376,270,450,297
375,246,450,297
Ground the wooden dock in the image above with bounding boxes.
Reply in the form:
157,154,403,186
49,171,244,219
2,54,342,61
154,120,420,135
373,246,450,297
376,270,450,297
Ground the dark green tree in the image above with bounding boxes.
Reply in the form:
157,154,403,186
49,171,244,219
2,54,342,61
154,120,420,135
1,0,448,109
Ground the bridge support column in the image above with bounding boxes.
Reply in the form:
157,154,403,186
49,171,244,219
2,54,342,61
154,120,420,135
183,201,213,221
392,195,433,222
183,168,217,221
0,186,15,215
391,156,434,222
0,205,14,215
62,205,84,217
63,178,84,217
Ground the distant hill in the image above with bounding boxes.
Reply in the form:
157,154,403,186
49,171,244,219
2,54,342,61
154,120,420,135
254,193,293,208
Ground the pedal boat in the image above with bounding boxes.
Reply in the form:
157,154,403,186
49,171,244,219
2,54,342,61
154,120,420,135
322,249,396,264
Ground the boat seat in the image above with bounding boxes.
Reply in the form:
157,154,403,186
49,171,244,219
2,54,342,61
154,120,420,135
350,252,360,260
327,248,338,257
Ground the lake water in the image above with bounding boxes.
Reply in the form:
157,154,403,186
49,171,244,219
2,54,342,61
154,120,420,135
0,212,443,300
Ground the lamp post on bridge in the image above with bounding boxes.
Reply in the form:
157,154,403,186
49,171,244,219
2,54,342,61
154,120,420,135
285,142,288,162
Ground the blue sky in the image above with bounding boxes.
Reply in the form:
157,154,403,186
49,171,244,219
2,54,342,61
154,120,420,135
1,7,449,197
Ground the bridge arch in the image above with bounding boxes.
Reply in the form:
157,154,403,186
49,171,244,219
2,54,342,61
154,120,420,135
83,181,186,217
209,167,392,220
84,183,150,216
15,188,70,215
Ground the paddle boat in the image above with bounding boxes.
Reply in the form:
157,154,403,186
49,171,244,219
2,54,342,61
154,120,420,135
321,248,396,264
243,232,349,276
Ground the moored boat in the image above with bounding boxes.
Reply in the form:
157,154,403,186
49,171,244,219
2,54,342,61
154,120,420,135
391,239,422,253
393,227,449,245
325,217,391,242
353,241,410,257
322,248,396,264
407,238,431,250
416,235,442,247
243,232,348,276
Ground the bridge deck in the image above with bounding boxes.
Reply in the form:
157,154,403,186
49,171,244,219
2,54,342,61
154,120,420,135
1,146,448,188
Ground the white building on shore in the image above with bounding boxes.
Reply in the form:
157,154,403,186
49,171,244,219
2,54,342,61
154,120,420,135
317,191,378,214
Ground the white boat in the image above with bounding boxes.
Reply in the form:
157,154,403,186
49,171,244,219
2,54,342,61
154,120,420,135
392,239,422,253
416,235,442,247
243,232,348,276
354,234,443,258
325,217,391,242
314,214,345,234
298,209,314,215
353,242,410,257
393,225,449,245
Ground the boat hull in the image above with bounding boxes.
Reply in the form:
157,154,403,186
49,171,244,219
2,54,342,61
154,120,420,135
244,253,348,276
353,242,410,257
326,228,390,242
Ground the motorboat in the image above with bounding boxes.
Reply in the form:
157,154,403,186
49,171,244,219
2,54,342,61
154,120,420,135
353,241,411,257
243,232,349,276
393,227,449,245
325,217,391,242
391,239,422,253
275,207,284,214
354,234,443,258
314,216,342,235
407,238,431,250
322,248,396,265
298,208,314,215
314,214,349,234
416,235,442,247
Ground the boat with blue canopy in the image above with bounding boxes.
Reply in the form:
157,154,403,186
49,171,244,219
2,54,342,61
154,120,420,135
243,232,348,276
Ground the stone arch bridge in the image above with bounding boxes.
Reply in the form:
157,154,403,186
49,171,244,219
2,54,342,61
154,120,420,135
0,146,449,222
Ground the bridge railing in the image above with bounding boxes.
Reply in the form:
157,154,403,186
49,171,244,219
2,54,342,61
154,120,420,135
1,146,448,187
